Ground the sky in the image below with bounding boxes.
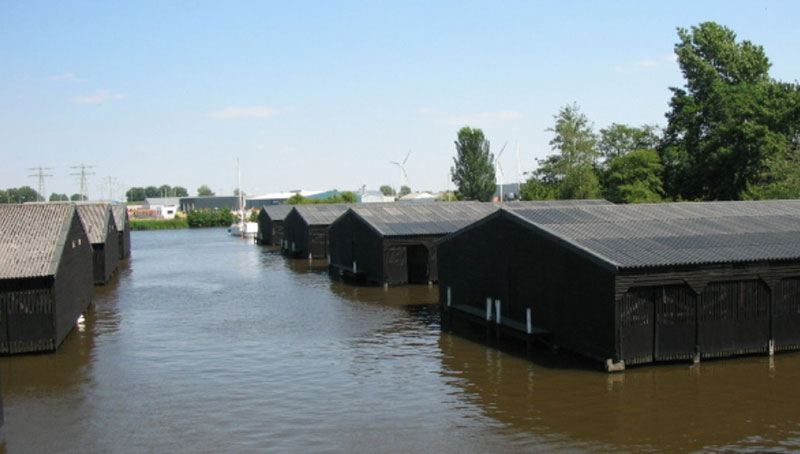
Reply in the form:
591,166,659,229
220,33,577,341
2,1,799,200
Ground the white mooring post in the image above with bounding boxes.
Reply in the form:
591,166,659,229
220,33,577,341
446,287,452,307
485,298,492,321
352,261,357,274
292,241,295,252
494,299,501,324
526,308,532,334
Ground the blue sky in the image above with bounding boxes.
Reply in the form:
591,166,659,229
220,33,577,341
2,1,799,199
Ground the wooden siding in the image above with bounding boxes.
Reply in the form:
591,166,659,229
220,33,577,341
53,212,94,348
328,210,385,284
382,237,439,285
438,212,618,363
281,211,311,258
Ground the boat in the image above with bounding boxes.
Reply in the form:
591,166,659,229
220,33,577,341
229,159,259,238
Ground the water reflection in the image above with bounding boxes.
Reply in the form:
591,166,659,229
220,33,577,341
439,324,800,453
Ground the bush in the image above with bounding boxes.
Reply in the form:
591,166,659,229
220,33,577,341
186,207,235,228
130,218,189,230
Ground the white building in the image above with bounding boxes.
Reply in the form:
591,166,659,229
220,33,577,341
143,197,181,219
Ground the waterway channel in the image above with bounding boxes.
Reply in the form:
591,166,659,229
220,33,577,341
1,227,800,453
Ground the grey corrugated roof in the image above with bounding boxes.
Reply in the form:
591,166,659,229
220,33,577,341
349,202,497,236
111,205,129,231
508,200,800,270
348,200,611,237
260,204,294,221
291,204,356,226
0,203,76,279
76,203,114,244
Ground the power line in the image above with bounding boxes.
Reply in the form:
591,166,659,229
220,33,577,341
70,164,95,201
27,165,54,202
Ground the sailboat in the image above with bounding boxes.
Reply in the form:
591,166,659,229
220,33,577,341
229,160,259,238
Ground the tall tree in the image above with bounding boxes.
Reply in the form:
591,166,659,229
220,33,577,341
197,185,215,196
399,185,411,197
144,186,160,198
70,193,87,201
661,22,800,200
173,186,189,197
598,123,661,161
526,103,601,200
451,126,496,202
49,193,69,201
379,185,396,196
125,187,146,202
603,149,665,203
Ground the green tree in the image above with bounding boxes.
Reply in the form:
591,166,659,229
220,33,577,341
71,193,87,201
661,22,800,200
144,186,160,198
197,185,215,196
519,178,557,201
126,187,146,202
530,103,601,199
379,185,396,196
451,126,496,201
49,193,69,201
158,184,173,197
287,194,305,204
598,123,661,161
173,186,189,197
603,149,665,203
399,185,411,197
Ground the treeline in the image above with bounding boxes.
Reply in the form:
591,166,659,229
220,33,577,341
452,22,800,203
0,186,88,203
287,192,358,204
126,185,189,202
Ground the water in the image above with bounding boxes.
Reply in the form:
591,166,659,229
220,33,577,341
2,228,800,453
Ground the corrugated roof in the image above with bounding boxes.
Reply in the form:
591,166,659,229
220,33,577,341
260,204,294,221
347,200,610,237
349,202,498,236
0,203,76,279
508,200,800,270
111,205,128,231
76,203,113,244
291,204,355,226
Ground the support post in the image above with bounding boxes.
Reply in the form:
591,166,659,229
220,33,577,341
526,307,532,334
485,298,492,321
446,287,451,307
605,359,625,373
769,339,775,356
494,299,501,325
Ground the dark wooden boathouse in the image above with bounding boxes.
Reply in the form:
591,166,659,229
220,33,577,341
328,202,499,286
281,204,353,259
437,200,800,370
111,204,131,259
0,204,94,354
77,203,119,285
257,205,294,246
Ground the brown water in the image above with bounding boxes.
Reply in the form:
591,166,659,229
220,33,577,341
1,228,799,453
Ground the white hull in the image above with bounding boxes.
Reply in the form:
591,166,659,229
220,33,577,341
229,221,258,237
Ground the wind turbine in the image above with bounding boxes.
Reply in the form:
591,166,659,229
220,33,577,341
494,142,507,202
390,151,410,199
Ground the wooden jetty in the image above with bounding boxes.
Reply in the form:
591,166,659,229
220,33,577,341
0,204,94,354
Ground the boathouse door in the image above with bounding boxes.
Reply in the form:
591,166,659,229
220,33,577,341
406,245,429,284
654,285,696,361
619,287,654,362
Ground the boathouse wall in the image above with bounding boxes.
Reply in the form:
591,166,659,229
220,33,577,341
437,211,617,361
328,210,384,283
0,208,93,354
281,210,311,258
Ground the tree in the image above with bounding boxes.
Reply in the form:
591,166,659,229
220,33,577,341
399,185,411,197
379,185,396,196
49,193,69,201
520,178,557,201
71,193,87,201
603,149,665,203
529,103,602,199
158,184,173,197
126,187,146,202
173,186,189,197
598,123,661,161
287,194,305,204
197,185,215,196
144,186,160,198
451,126,496,201
661,22,800,200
